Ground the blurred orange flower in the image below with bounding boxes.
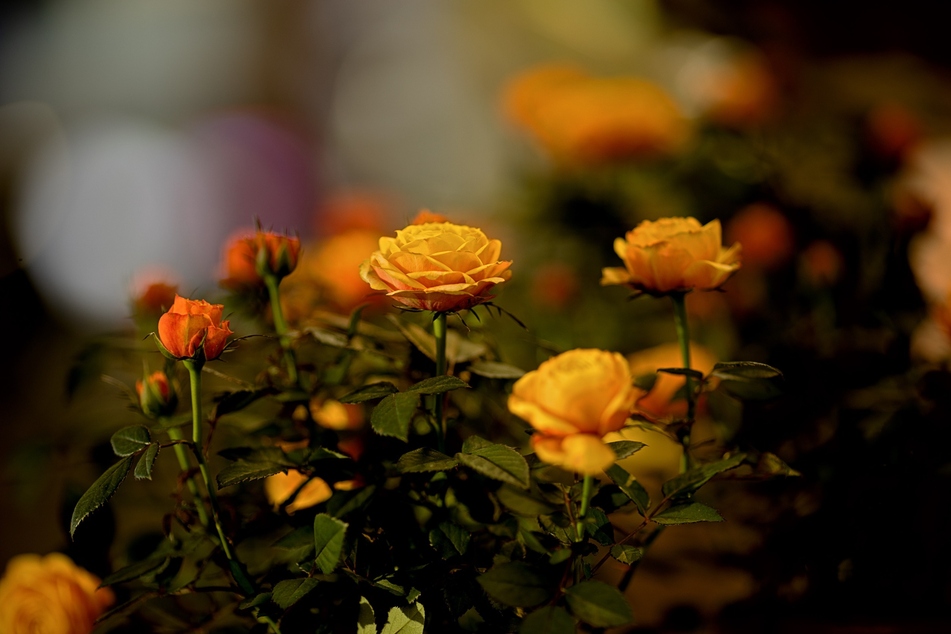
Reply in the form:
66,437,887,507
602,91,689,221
800,240,843,288
360,220,512,313
130,270,179,318
219,232,260,289
157,295,233,361
530,262,580,311
701,51,778,127
411,210,449,225
502,64,689,164
310,398,364,431
265,470,333,514
0,553,115,634
509,349,642,475
309,230,385,311
602,217,741,295
725,204,794,271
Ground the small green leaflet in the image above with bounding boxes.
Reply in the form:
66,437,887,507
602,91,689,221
358,596,376,634
271,578,320,610
314,513,348,574
519,606,575,634
371,392,420,441
405,375,469,395
110,426,151,457
652,502,723,525
340,382,400,404
661,453,746,499
477,562,552,608
134,444,160,480
396,448,458,473
564,580,632,627
70,455,134,537
456,437,529,488
380,602,425,634
604,464,650,515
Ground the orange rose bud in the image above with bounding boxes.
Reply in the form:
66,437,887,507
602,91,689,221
601,217,741,295
136,370,177,419
156,295,233,361
508,349,642,475
0,553,115,634
360,220,512,313
254,231,301,280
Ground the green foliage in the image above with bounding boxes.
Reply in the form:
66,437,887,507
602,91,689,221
661,453,746,499
70,455,134,537
604,464,650,515
396,448,459,473
271,577,320,610
380,603,425,634
519,606,575,634
477,562,553,608
371,392,421,441
456,437,530,488
133,443,160,480
313,513,348,574
564,580,632,627
711,361,784,400
652,502,724,525
111,426,151,457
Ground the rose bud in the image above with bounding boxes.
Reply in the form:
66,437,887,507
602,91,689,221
254,231,302,280
156,295,233,362
136,370,177,419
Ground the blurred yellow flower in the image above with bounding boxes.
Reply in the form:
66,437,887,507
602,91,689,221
360,220,512,313
0,553,115,634
628,342,718,419
265,470,333,514
502,63,689,164
509,349,642,475
601,217,741,295
310,398,364,431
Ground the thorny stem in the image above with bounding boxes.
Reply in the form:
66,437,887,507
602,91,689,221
433,312,448,452
671,292,695,472
265,274,299,386
184,361,283,634
163,421,210,528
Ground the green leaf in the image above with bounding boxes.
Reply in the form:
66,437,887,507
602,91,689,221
133,443,160,480
271,577,320,610
661,453,746,499
380,602,425,634
358,596,377,634
340,382,400,403
371,392,420,441
396,448,458,473
652,502,723,525
314,513,348,574
435,521,470,556
239,593,272,610
712,361,784,400
604,464,650,515
582,507,614,545
564,580,632,627
212,388,273,419
496,485,557,516
273,526,314,550
110,426,151,457
519,606,575,634
406,375,470,395
70,455,134,537
610,545,644,565
468,361,526,379
216,461,287,489
456,439,530,489
656,367,705,381
607,440,646,461
100,556,168,586
477,562,552,608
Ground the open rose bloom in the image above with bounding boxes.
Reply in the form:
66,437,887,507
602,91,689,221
157,295,233,361
601,217,742,295
508,349,642,475
0,553,115,634
360,220,512,313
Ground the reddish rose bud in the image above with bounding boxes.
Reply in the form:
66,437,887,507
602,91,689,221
157,295,233,361
254,231,301,280
136,371,177,419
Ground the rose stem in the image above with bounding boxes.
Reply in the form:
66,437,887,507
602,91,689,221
670,292,694,472
264,274,299,386
163,421,210,528
433,311,448,452
575,474,594,542
184,360,282,634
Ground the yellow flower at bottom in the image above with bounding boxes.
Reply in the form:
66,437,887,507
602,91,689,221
265,470,333,514
508,349,642,475
0,553,115,634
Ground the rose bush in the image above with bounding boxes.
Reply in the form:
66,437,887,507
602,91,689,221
360,219,512,312
157,295,233,361
0,553,114,634
601,217,742,294
508,348,641,475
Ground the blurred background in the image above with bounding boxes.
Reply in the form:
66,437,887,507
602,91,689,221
4,0,951,631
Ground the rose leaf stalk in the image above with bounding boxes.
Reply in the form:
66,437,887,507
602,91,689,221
264,273,299,387
670,292,695,472
432,311,448,452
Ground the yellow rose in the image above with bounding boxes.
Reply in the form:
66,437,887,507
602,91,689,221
601,217,741,295
508,349,642,475
360,219,512,313
265,470,333,514
0,553,115,634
